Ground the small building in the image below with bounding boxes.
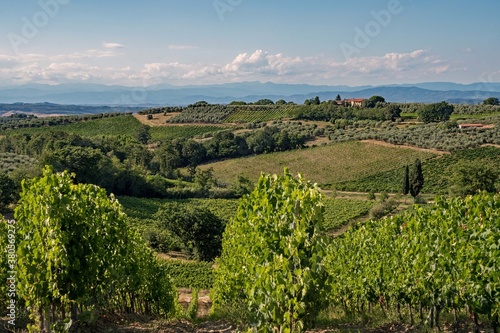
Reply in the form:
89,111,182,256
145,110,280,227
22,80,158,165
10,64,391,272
458,123,484,129
336,98,365,107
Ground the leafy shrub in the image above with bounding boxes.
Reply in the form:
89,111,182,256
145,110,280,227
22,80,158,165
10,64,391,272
369,199,397,219
213,169,331,332
155,203,224,261
162,260,213,289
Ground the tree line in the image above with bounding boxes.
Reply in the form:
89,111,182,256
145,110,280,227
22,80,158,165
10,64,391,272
0,112,132,131
0,123,309,208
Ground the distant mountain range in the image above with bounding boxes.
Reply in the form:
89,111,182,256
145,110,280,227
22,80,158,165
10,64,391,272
0,81,500,106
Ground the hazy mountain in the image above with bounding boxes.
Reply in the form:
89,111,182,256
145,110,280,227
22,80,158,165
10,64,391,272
0,82,499,105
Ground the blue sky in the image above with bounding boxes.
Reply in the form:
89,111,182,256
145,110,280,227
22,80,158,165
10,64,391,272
1,0,499,87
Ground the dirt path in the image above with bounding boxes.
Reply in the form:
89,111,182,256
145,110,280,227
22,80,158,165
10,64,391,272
328,212,370,238
360,140,450,156
481,143,500,148
178,289,212,318
75,316,493,333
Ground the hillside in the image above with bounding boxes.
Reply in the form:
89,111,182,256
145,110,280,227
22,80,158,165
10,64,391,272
2,81,500,105
2,101,500,333
198,141,437,186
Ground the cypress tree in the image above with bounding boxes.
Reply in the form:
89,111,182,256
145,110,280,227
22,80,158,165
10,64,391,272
402,165,410,203
409,159,424,202
402,165,410,195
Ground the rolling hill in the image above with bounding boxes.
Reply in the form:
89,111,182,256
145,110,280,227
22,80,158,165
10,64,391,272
1,81,500,105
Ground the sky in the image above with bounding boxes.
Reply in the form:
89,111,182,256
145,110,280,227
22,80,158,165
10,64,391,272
0,0,499,87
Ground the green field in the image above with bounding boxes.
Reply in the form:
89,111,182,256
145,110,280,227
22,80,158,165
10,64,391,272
223,107,300,123
150,125,230,141
161,259,213,289
338,146,500,194
120,194,377,233
198,141,437,186
118,196,239,223
323,198,374,231
4,115,142,138
3,115,228,141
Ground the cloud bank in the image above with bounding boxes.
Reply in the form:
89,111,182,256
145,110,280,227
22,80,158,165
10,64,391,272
0,48,462,86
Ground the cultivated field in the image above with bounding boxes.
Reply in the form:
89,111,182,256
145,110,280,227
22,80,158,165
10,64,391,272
198,141,437,186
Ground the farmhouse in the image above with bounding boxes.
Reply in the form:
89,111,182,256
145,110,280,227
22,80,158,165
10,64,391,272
342,98,365,107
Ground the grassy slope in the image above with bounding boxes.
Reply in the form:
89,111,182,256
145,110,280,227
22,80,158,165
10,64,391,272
198,141,436,186
150,125,229,141
4,115,227,141
4,115,142,138
119,196,373,232
223,107,300,123
118,196,240,222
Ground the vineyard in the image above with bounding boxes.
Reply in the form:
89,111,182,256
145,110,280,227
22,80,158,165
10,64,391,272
323,198,374,231
0,167,177,332
3,114,142,138
337,146,500,194
2,100,500,332
160,104,300,124
167,104,235,123
224,106,300,123
198,141,436,185
209,171,500,332
327,192,500,331
150,125,231,141
161,259,213,289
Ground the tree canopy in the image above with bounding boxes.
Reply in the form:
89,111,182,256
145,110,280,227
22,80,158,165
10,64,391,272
418,101,454,123
483,97,499,106
448,159,499,197
155,202,224,261
363,95,386,108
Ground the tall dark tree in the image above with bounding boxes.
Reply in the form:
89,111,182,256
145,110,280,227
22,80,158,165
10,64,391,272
409,159,424,202
335,94,342,101
402,165,410,197
386,104,402,121
136,124,151,144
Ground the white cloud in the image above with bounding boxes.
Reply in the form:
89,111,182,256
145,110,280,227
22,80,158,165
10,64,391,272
0,48,460,86
168,44,198,50
102,42,126,49
51,49,121,61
